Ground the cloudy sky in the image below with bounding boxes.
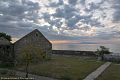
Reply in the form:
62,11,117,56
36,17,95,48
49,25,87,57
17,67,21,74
0,0,120,44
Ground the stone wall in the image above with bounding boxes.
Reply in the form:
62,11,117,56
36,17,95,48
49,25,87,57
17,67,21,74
14,29,52,58
0,44,14,64
52,50,97,57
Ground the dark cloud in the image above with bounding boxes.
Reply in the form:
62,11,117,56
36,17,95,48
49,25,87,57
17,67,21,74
0,0,40,16
0,15,18,22
0,0,41,37
67,16,80,28
53,8,65,18
53,4,77,19
68,0,77,5
109,0,120,22
58,0,64,5
79,0,85,5
0,22,31,37
0,0,119,43
50,0,105,31
89,2,100,10
49,0,64,7
64,5,77,19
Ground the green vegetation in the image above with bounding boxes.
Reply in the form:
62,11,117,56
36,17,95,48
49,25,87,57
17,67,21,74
96,46,110,60
0,63,14,68
16,55,104,80
17,45,46,64
96,63,120,80
0,32,11,41
17,44,46,77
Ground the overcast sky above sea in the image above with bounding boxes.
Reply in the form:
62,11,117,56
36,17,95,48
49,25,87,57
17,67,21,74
0,0,120,44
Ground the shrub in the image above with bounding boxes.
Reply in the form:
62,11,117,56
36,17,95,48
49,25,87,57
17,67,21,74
0,63,14,68
95,46,110,61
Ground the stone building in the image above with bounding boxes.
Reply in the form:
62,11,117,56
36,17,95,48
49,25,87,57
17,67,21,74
14,29,52,59
0,29,52,64
0,37,14,64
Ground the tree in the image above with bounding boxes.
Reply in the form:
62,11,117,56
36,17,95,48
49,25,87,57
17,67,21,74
95,46,111,60
0,32,11,41
17,44,46,78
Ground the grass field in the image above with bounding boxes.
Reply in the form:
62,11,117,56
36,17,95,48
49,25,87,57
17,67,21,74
96,63,120,80
16,55,103,80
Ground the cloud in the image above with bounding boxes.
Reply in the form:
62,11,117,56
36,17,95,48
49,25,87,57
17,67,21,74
111,0,120,22
68,0,77,5
0,0,41,36
0,0,120,44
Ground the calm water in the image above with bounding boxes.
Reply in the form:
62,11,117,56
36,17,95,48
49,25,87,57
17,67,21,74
52,44,120,53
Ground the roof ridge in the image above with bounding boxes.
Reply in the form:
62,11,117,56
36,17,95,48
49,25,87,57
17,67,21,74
14,29,51,44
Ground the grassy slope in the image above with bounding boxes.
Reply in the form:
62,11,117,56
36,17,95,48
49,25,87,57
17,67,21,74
17,55,103,80
96,63,120,80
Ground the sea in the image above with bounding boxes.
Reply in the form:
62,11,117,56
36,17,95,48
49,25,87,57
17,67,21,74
52,44,120,53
